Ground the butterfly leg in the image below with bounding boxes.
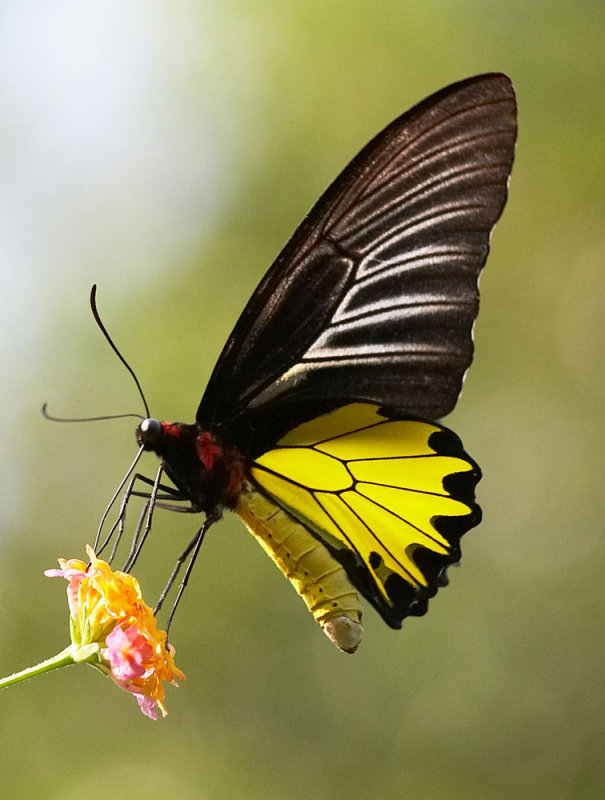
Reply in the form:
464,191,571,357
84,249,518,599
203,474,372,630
155,510,222,638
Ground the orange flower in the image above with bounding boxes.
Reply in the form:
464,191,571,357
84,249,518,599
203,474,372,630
45,546,184,719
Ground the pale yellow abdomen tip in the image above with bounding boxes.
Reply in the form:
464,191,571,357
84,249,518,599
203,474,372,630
321,616,364,654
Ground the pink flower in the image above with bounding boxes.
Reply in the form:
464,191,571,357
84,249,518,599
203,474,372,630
44,563,87,620
135,693,160,721
101,625,154,681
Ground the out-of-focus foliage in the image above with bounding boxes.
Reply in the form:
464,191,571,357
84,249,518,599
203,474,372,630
2,2,604,798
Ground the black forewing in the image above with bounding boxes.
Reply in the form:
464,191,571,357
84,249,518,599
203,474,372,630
198,73,517,449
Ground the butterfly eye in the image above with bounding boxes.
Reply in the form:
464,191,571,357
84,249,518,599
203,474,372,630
136,417,162,448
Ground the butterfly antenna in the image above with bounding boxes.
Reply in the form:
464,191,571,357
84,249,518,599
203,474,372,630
90,284,151,418
41,403,144,423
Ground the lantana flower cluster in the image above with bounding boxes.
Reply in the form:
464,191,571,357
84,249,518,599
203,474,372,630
45,545,184,719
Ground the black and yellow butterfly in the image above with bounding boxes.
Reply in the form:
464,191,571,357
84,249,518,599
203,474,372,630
132,73,517,653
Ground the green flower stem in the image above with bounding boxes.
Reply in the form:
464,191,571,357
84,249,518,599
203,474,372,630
0,646,83,689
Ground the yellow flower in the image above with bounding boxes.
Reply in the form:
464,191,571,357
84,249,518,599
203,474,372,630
44,545,184,719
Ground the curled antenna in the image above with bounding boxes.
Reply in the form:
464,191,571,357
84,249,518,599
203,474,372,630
90,284,151,418
41,403,144,423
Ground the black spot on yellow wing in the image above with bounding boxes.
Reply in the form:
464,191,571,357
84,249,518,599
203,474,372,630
250,403,481,627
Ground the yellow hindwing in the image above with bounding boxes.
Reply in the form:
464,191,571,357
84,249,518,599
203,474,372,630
250,403,480,626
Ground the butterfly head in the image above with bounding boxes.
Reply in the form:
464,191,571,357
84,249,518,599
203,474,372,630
136,417,163,450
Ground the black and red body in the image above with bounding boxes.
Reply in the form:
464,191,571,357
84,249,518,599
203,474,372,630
136,420,248,514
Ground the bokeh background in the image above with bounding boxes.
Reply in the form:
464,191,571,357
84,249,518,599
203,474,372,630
2,2,604,798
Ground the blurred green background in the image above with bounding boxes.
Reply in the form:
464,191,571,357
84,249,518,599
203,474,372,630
2,1,604,798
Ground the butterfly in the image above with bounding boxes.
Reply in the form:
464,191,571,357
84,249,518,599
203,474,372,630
128,73,517,653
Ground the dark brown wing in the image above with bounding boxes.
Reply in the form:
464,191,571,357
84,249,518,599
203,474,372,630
197,73,517,449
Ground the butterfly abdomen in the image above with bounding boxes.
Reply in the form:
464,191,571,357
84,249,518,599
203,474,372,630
235,484,364,653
